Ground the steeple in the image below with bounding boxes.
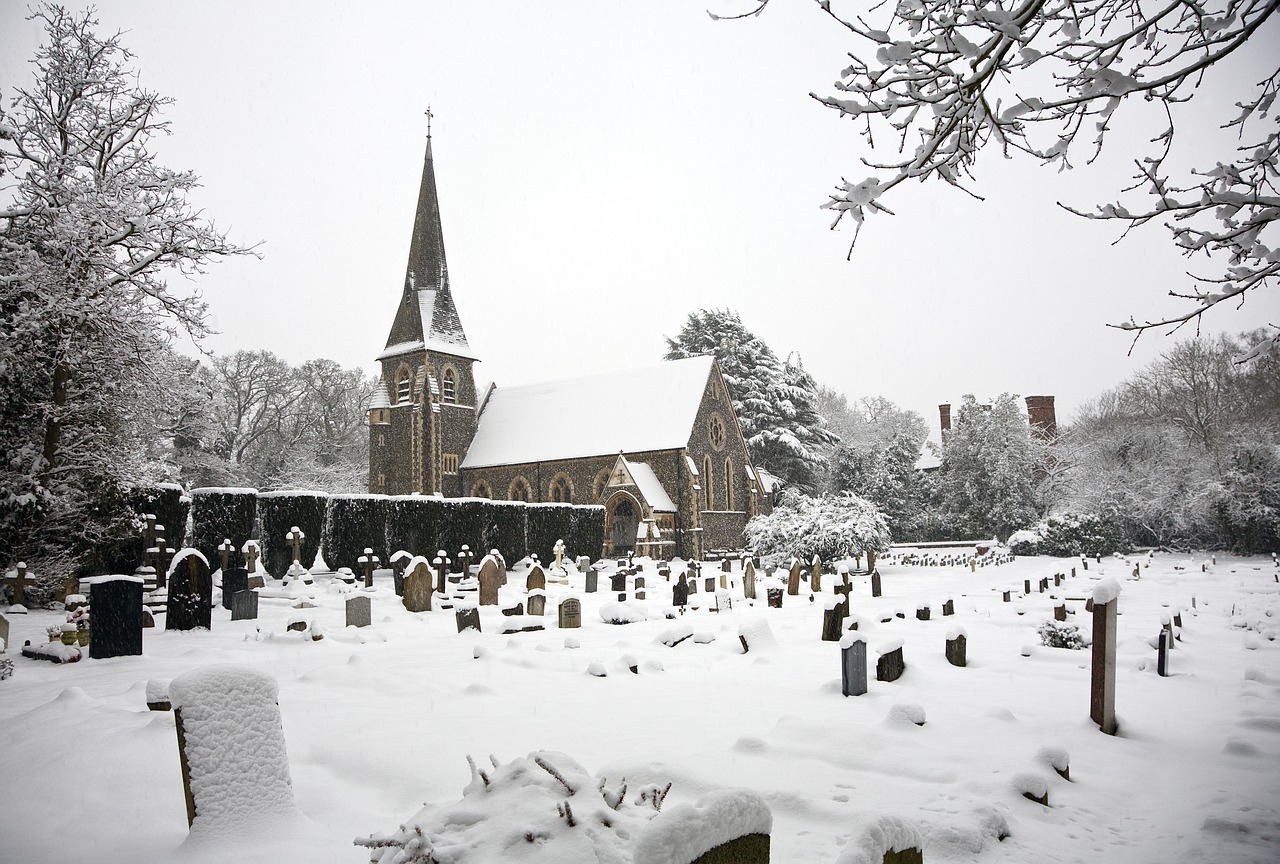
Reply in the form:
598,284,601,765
380,122,476,361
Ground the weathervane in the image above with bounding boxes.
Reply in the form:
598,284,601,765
425,105,433,138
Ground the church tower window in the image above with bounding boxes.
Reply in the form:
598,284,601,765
396,367,412,404
442,367,457,403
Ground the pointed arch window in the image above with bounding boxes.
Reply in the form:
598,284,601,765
396,367,412,404
471,479,492,499
442,367,457,403
703,455,714,510
593,469,610,501
509,476,531,502
550,473,573,504
724,457,733,511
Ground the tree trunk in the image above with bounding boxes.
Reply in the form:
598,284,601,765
41,361,70,480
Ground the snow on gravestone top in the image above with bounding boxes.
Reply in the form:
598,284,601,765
947,626,968,641
167,548,209,581
834,813,924,864
1092,578,1122,605
839,633,867,649
737,619,780,653
632,788,772,864
168,665,297,835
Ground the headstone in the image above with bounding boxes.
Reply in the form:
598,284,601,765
220,568,248,610
478,558,500,606
230,590,258,621
1054,573,1062,587
455,606,481,633
1002,590,1011,602
787,560,801,595
611,572,626,593
688,576,698,595
673,575,689,609
822,600,845,641
558,597,582,628
247,574,266,591
358,549,380,589
501,601,524,616
767,587,783,608
403,561,433,613
217,538,234,571
1024,579,1032,595
635,576,646,600
346,595,371,628
1157,629,1170,677
527,591,546,617
811,555,823,592
0,612,8,651
527,565,547,593
1090,580,1120,735
946,633,967,667
942,599,954,616
704,576,715,594
841,636,867,697
167,553,213,631
86,576,144,659
871,570,882,598
1054,604,1067,622
585,571,598,593
3,562,35,607
876,644,905,682
243,542,260,575
743,561,757,600
915,606,930,621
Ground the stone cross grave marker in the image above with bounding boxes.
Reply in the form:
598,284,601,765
221,568,249,610
478,558,500,606
4,562,35,607
286,527,305,566
346,595,371,628
811,555,823,592
841,635,868,697
167,552,212,632
230,590,258,621
1090,580,1120,735
358,549,380,588
946,631,967,667
218,539,235,571
558,597,581,629
787,559,801,595
1157,629,1170,677
243,541,260,575
743,560,756,600
403,561,433,613
455,606,481,633
870,570,882,598
87,576,145,659
673,574,689,610
554,538,566,571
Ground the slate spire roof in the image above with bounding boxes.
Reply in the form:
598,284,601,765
380,133,477,362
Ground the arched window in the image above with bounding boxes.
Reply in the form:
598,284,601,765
509,476,531,502
703,455,713,510
593,469,610,501
471,479,492,499
442,367,457,403
550,473,573,504
724,458,733,511
396,367,412,404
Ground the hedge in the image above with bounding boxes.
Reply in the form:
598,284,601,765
385,497,531,566
95,483,191,576
189,488,258,570
258,490,327,577
322,494,389,573
482,500,529,563
526,503,604,564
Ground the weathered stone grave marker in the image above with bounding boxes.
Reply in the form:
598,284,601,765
635,575,646,600
86,575,144,659
811,555,823,592
167,552,212,631
558,597,581,628
743,560,756,600
1090,579,1120,735
841,634,867,697
946,629,967,667
403,560,434,613
822,596,846,641
230,589,258,621
915,606,931,621
876,641,905,682
787,559,801,595
1054,604,1067,622
3,562,35,607
942,598,954,616
478,558,500,606
611,572,626,594
455,606,481,633
217,538,235,571
527,589,546,617
358,549,380,589
346,595,371,628
673,574,689,610
1157,629,1170,677
871,569,882,598
221,568,248,610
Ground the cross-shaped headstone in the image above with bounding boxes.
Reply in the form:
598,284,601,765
4,562,35,607
218,538,235,571
358,548,380,589
553,538,566,570
286,527,306,565
243,541,260,574
142,514,158,548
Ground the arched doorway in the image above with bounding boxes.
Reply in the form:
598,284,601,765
607,494,641,555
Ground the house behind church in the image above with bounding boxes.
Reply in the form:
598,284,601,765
367,133,772,559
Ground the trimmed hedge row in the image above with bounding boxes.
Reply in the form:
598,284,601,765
322,494,389,573
383,498,535,566
190,488,257,570
258,490,327,577
526,503,605,564
97,483,191,575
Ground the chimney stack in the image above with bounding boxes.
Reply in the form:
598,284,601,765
1025,395,1057,440
939,403,952,441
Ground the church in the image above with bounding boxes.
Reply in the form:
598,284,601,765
367,133,773,559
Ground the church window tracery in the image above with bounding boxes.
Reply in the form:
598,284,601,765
550,473,573,504
471,479,492,498
509,476,531,502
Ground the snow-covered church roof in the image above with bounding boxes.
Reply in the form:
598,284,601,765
461,356,716,469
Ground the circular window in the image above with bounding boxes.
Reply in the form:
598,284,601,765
708,414,727,450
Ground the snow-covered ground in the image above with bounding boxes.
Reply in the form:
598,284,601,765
1,551,1278,863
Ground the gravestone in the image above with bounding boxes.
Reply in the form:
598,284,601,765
705,576,715,594
942,599,954,616
167,552,213,631
346,595,371,628
810,555,823,592
611,572,626,594
455,606,481,633
243,542,260,576
787,560,801,595
403,561,433,613
527,565,547,593
558,597,582,629
767,587,783,608
1054,604,1067,622
3,562,35,607
478,559,500,606
217,539,235,572
358,549,380,589
841,635,868,697
876,644,905,682
1002,590,1011,602
1157,629,1170,677
822,598,845,641
743,561,757,600
1090,580,1120,735
688,576,698,595
915,606,930,621
871,570,882,598
527,591,546,617
0,612,8,652
230,590,258,621
946,632,967,667
87,576,144,659
1054,573,1062,587
1024,579,1032,595
221,568,248,610
635,576,646,600
673,575,689,609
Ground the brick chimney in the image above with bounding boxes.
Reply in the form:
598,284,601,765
1025,395,1057,440
938,403,952,441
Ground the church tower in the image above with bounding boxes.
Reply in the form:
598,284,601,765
369,126,479,496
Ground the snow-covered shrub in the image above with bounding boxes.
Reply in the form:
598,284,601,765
599,601,646,625
743,491,891,561
383,496,440,562
322,494,389,573
97,482,190,575
190,488,257,570
1037,620,1087,650
257,490,326,577
1018,513,1131,557
1006,529,1041,556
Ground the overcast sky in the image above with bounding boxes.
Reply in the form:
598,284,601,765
3,0,1277,442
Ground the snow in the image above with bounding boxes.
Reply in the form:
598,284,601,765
190,487,259,496
834,813,924,864
632,788,772,864
461,356,715,468
1092,577,1122,605
1,553,1279,863
622,458,678,513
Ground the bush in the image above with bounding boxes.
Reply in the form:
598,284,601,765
1019,513,1131,557
258,490,327,577
526,504,604,564
743,492,891,562
190,488,257,570
322,494,389,572
93,482,190,576
482,500,529,562
1038,620,1087,650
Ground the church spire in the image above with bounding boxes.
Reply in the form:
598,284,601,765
404,112,448,298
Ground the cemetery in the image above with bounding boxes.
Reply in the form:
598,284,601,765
2,540,1278,863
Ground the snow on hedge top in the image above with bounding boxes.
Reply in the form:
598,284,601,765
168,665,296,836
257,489,328,498
1092,577,1122,605
190,487,258,496
632,788,771,864
82,574,143,585
834,813,924,864
462,356,715,468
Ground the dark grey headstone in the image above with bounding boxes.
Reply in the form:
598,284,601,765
942,599,954,616
456,607,481,633
1091,596,1118,735
88,577,144,659
1157,629,1170,677
611,573,626,593
346,595,371,628
221,568,248,610
527,593,546,617
167,553,212,631
876,647,905,682
841,639,867,696
916,606,931,621
822,604,845,641
585,572,598,593
705,577,715,594
871,571,882,598
230,590,258,621
946,634,967,667
673,575,689,608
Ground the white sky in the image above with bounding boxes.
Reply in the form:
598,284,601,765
3,0,1277,441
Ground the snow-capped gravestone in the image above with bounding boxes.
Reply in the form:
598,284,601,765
1157,629,1171,677
632,787,773,864
402,558,433,613
169,665,297,834
346,595,371,628
822,596,846,641
811,555,823,592
3,562,35,607
876,640,905,683
635,576,646,600
743,561,756,600
558,597,581,629
673,575,689,610
787,560,801,595
527,590,546,617
478,558,501,606
456,606,481,633
834,813,924,864
946,628,967,668
841,634,868,697
167,550,212,632
85,576,144,659
221,568,248,610
1091,578,1121,735
230,590,258,621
